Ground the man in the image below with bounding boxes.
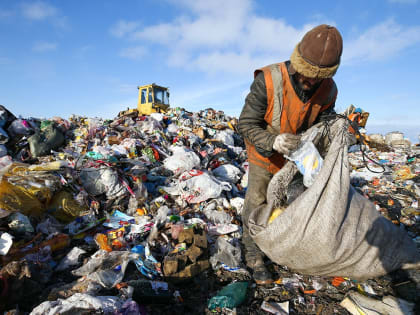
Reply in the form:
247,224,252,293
238,24,343,284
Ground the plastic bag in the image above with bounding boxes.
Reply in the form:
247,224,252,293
215,130,235,146
0,105,15,128
47,190,88,223
0,155,12,169
163,146,201,176
393,165,415,181
147,206,169,244
0,232,13,255
56,247,87,271
30,293,123,315
80,168,125,199
138,118,162,133
230,197,244,215
209,237,241,270
8,212,34,233
167,123,179,133
36,216,64,235
28,124,65,157
8,119,33,136
208,281,248,311
288,129,323,187
131,245,162,279
178,173,231,203
73,250,134,288
213,164,242,183
203,206,232,225
0,163,60,216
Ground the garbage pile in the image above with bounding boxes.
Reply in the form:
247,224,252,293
0,104,418,314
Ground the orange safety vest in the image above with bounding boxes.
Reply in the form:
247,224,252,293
246,62,337,174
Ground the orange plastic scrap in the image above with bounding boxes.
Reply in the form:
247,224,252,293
274,278,283,284
94,233,112,252
332,277,345,287
371,178,380,186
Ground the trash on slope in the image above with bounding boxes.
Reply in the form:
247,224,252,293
0,103,417,314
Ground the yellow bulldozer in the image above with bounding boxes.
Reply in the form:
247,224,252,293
137,83,170,115
118,83,170,117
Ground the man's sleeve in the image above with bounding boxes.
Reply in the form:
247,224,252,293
238,72,277,157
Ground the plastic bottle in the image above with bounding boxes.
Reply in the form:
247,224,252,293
208,281,248,310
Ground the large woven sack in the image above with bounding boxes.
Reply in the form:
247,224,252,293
248,118,420,280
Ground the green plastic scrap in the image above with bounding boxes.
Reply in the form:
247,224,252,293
40,120,53,130
141,147,156,163
208,281,248,311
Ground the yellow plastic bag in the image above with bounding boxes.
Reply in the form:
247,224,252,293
0,163,59,217
393,166,415,181
0,179,45,216
47,190,88,223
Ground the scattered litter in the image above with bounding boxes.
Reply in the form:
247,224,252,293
0,104,417,314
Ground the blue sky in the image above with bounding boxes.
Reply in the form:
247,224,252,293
1,0,419,141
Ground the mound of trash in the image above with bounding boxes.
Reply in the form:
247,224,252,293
0,104,418,314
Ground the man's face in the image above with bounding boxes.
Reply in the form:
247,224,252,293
295,73,323,91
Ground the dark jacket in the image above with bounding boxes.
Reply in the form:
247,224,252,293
238,61,336,158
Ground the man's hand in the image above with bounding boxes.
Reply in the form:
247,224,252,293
273,133,301,155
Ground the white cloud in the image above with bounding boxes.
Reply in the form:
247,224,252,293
33,41,57,52
119,46,147,60
115,0,310,75
20,1,69,29
343,19,420,64
388,0,417,4
110,20,140,38
21,1,57,20
112,1,420,75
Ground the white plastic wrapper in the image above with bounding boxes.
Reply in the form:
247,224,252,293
163,172,231,204
56,247,87,271
30,293,123,315
287,128,323,187
180,173,231,203
138,118,162,133
209,236,241,269
73,250,136,288
215,129,235,146
289,141,323,187
0,232,13,255
212,164,242,183
230,197,245,215
204,207,232,225
163,146,201,176
149,112,164,122
167,123,179,133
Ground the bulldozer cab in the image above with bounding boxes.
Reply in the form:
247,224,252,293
137,84,170,115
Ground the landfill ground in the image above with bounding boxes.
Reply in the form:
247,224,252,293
0,105,418,314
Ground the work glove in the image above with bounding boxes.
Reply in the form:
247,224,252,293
273,133,301,156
